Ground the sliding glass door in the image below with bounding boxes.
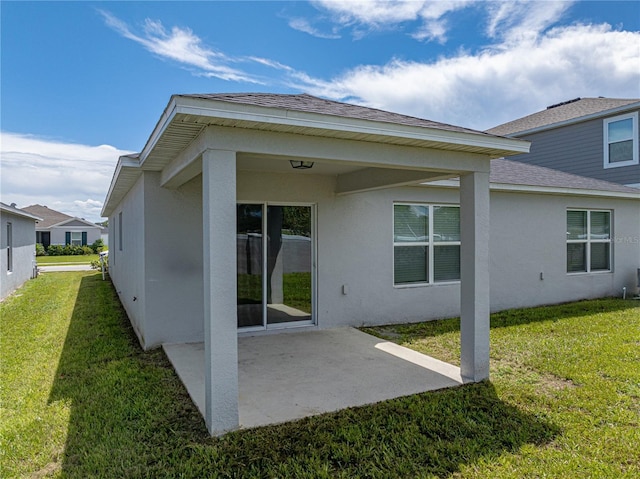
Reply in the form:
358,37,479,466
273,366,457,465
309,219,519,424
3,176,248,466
237,204,314,329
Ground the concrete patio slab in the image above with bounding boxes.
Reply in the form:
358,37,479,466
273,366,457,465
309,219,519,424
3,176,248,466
164,327,464,430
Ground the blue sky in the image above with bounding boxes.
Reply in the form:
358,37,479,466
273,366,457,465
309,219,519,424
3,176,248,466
2,0,639,222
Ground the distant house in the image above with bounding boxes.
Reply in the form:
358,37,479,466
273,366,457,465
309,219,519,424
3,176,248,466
487,98,640,188
1,202,40,300
102,93,640,435
21,205,102,250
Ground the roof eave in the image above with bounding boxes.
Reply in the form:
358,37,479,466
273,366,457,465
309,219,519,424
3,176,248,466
101,155,142,217
501,101,640,137
140,96,530,168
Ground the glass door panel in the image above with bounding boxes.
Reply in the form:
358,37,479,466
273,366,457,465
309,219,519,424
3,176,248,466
266,205,312,325
237,204,264,327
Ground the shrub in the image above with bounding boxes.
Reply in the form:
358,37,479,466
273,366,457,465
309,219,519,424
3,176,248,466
35,243,46,256
82,246,93,255
46,245,65,256
90,238,105,253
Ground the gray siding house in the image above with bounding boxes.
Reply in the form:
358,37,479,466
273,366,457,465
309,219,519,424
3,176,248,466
102,93,640,436
21,204,102,250
487,98,640,188
1,202,40,300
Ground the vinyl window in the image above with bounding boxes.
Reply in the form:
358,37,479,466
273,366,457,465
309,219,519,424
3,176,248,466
394,204,460,285
603,112,638,168
567,209,611,273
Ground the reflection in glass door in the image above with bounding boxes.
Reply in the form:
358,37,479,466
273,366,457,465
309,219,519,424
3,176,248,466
237,204,313,329
236,204,264,327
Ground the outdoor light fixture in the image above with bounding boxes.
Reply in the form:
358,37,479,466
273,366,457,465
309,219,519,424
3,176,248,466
289,160,314,169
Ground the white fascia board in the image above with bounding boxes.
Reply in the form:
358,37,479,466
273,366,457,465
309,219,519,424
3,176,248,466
101,155,142,217
50,217,101,229
153,96,530,157
0,205,41,222
139,96,180,165
489,183,640,200
420,179,640,200
506,102,640,137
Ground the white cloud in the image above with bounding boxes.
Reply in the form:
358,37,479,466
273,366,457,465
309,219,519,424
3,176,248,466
485,0,574,45
309,0,472,42
0,132,133,222
99,9,262,83
289,23,640,131
288,17,341,39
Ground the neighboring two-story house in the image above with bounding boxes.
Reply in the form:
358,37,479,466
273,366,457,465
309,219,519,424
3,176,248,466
487,98,640,188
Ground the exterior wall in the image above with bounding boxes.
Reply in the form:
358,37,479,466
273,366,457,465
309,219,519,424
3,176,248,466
1,210,37,300
108,174,147,345
237,171,463,329
490,191,640,311
111,169,640,349
508,110,640,186
142,172,204,347
48,225,102,246
108,171,204,349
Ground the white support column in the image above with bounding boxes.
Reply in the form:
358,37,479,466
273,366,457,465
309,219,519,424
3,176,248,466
459,171,490,382
202,149,239,435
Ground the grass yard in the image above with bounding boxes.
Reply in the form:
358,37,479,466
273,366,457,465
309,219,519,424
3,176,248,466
36,254,100,265
1,272,639,478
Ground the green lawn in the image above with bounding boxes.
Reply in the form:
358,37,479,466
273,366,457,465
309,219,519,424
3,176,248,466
36,254,100,265
1,273,638,478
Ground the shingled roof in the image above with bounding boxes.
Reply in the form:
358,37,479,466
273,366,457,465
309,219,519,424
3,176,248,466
180,93,495,137
487,97,640,136
490,159,640,194
21,204,73,228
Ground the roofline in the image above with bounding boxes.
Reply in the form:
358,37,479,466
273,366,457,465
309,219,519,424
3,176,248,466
502,101,640,137
421,179,640,200
0,203,42,221
49,217,102,228
101,155,142,217
138,95,531,165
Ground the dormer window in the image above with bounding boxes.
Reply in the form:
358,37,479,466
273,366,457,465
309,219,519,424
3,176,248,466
603,112,638,168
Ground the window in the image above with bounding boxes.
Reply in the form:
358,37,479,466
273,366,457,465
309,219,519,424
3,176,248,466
118,212,123,251
7,222,13,272
70,232,82,246
567,210,611,273
393,204,460,285
603,112,638,168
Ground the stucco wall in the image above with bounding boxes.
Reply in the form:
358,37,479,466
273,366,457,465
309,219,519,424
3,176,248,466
142,172,204,346
1,210,37,300
490,191,640,310
109,175,147,345
111,168,640,349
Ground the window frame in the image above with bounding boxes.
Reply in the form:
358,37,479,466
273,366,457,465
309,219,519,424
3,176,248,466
393,203,461,287
7,222,13,273
603,112,638,169
566,209,612,274
70,231,83,246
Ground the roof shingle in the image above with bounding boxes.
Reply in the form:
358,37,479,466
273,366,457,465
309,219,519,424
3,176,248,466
487,97,640,136
179,93,496,137
490,159,640,194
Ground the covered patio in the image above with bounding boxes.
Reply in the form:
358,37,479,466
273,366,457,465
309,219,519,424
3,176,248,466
164,327,465,429
102,93,529,436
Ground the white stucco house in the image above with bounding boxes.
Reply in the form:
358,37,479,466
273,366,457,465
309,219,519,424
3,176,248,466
102,93,640,435
1,202,40,300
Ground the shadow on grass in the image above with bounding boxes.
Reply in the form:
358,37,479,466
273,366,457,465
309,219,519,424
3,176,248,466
49,275,560,478
367,297,639,340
